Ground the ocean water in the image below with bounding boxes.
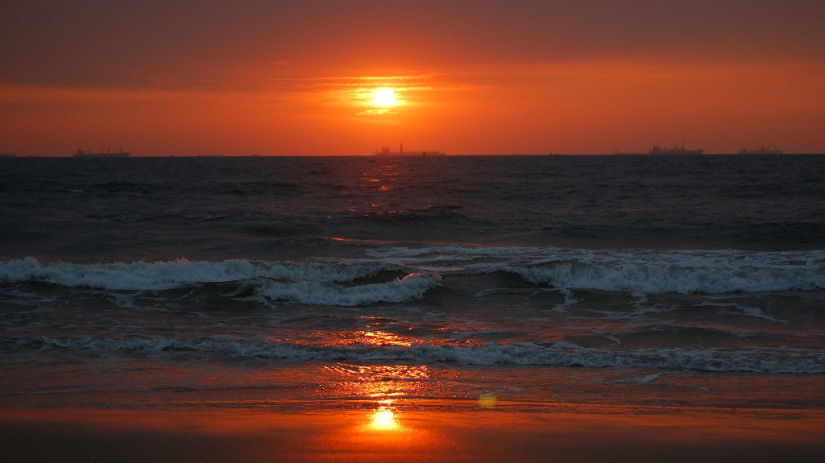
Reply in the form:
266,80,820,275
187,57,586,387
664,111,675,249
1,155,824,412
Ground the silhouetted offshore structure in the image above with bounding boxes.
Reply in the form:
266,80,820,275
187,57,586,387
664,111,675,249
73,146,130,158
373,143,445,156
738,145,783,155
649,143,703,155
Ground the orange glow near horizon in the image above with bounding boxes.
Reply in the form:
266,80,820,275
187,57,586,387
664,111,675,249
2,2,825,155
2,59,824,155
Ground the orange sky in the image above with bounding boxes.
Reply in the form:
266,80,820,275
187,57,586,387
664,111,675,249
1,0,824,155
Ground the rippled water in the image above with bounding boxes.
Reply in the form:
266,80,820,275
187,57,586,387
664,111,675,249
1,155,824,410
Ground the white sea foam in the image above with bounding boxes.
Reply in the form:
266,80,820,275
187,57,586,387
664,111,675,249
0,257,395,290
2,246,824,297
255,271,441,306
364,246,825,294
24,335,825,374
614,372,665,384
0,257,440,306
508,260,823,294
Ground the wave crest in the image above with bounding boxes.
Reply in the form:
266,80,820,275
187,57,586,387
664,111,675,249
0,257,441,306
364,246,825,294
3,246,824,298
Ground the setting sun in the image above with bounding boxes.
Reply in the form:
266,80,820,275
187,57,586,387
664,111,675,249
373,88,397,107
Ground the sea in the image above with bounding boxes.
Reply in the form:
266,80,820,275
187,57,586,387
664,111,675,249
1,154,824,414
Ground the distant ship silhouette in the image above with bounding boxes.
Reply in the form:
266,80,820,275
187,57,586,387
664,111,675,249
73,146,130,158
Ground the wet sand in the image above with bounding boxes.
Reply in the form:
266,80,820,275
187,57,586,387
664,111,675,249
2,402,823,462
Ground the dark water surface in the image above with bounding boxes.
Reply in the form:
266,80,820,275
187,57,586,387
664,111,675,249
3,155,825,261
1,155,824,412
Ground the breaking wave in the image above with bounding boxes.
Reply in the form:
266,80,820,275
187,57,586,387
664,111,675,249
0,257,441,306
2,245,824,302
256,272,439,306
506,259,824,294
362,246,825,294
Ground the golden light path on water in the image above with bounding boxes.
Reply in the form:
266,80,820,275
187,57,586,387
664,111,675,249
311,328,500,419
319,332,418,435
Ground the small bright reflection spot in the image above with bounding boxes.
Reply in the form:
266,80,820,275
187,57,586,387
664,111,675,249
370,407,400,431
479,393,497,409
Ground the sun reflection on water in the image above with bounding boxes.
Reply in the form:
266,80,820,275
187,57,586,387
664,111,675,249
321,363,430,399
360,330,413,347
311,330,416,348
369,406,401,431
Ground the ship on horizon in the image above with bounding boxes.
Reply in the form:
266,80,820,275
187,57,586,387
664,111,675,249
73,146,130,158
738,145,783,155
373,143,445,156
649,143,703,155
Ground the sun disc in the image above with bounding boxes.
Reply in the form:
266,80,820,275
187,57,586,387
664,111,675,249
373,88,397,107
